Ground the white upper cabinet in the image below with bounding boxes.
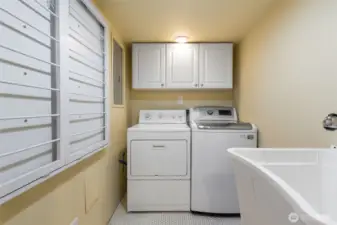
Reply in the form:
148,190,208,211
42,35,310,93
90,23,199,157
132,43,233,90
166,44,199,89
199,43,233,89
132,44,166,89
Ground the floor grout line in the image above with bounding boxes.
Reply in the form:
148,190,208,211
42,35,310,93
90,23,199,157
109,200,241,225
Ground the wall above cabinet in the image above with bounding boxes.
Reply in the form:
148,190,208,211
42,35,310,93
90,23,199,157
132,43,233,90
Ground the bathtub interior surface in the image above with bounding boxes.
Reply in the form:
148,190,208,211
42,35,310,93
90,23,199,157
229,148,337,223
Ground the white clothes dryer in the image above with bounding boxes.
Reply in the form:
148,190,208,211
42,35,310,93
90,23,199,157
127,110,191,212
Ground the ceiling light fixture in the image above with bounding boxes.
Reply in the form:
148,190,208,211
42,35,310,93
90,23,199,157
175,36,188,43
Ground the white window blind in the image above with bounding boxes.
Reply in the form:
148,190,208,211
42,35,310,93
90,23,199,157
0,0,63,199
0,0,109,204
67,0,108,162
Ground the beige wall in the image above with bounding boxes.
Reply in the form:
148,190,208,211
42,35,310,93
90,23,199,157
235,0,337,147
0,3,129,225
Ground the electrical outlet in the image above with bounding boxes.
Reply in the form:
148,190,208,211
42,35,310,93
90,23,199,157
330,145,337,149
70,217,79,225
177,96,183,105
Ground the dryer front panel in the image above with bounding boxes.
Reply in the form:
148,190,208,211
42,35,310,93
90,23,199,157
130,140,188,177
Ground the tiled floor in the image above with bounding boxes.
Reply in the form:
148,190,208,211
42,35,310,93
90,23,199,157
109,201,241,225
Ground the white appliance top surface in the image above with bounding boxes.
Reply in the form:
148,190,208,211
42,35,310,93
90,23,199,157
139,110,187,124
129,123,190,132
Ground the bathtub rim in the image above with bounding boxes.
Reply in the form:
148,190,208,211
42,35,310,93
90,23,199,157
228,148,336,225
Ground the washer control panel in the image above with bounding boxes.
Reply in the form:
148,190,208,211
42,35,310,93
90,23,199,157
139,110,186,124
189,106,238,122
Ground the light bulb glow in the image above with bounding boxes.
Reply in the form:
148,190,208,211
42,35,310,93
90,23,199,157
175,36,188,43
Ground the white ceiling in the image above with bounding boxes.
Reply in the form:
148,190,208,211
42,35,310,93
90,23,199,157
97,0,276,43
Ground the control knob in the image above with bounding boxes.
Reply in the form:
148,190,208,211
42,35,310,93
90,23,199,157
145,113,151,120
207,110,214,115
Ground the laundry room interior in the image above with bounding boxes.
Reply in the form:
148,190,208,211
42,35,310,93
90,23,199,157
0,0,337,225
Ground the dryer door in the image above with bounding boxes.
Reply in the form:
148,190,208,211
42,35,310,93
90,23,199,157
130,140,187,176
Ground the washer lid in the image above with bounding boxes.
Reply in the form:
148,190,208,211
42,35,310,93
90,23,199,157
128,123,190,132
196,122,253,130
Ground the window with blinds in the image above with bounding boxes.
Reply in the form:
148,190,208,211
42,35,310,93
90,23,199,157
67,0,107,162
0,0,109,204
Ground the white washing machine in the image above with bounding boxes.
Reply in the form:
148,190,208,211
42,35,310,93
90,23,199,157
190,106,257,215
127,110,191,212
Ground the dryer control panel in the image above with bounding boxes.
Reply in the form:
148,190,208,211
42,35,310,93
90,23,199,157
139,110,187,124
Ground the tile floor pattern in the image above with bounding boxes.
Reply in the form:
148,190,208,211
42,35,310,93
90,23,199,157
109,202,241,225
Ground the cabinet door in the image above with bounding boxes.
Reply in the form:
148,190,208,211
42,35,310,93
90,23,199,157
132,44,166,89
199,43,233,89
166,44,199,89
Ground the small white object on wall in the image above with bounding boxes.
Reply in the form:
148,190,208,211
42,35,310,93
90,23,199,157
177,96,184,105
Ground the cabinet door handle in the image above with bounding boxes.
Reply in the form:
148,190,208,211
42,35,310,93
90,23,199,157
161,84,164,87
194,84,198,87
201,84,204,87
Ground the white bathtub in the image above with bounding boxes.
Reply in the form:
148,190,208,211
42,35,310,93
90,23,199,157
228,148,337,225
